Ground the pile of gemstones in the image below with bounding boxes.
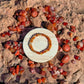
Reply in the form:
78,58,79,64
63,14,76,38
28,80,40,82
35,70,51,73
9,65,24,75
0,5,84,83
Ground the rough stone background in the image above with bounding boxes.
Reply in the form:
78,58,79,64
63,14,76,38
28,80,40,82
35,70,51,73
0,0,84,84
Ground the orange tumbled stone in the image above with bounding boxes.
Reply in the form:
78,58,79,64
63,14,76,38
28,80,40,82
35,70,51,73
17,16,26,22
29,64,35,68
62,44,70,52
41,77,46,83
31,10,38,18
15,65,20,75
61,55,70,63
37,78,42,83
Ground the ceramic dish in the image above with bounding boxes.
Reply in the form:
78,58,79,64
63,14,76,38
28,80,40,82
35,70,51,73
23,28,58,63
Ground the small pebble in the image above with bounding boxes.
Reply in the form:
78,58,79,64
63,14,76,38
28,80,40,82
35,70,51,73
62,44,70,52
61,55,70,63
71,59,76,64
74,55,81,61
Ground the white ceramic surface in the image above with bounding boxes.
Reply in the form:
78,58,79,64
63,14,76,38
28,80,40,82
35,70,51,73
23,28,58,63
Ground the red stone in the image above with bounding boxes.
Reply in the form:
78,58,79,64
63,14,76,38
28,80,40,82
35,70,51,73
62,22,68,26
44,5,50,12
20,21,26,26
68,32,73,37
73,37,76,41
18,55,23,59
31,10,38,18
66,39,69,43
15,65,20,75
80,47,84,51
71,59,75,64
63,39,70,44
41,77,46,83
62,44,70,52
59,63,64,66
74,55,81,60
70,25,76,32
17,16,26,22
61,71,67,76
15,50,20,56
1,33,5,37
73,36,78,41
37,78,42,83
5,32,11,36
50,18,56,24
61,55,70,63
76,44,81,49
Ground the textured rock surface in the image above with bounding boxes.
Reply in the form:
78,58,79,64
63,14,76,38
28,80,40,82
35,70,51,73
0,0,84,84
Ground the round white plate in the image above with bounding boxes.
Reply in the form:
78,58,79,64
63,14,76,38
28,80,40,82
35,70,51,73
23,28,58,63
